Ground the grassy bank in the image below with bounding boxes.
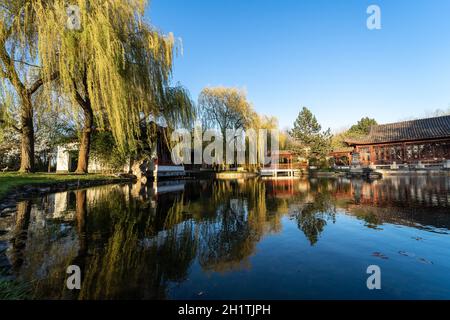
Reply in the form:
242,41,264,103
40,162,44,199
0,172,117,201
0,276,31,300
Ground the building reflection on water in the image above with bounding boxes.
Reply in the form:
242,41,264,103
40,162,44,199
0,176,449,299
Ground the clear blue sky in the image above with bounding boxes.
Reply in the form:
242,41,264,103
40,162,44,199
147,0,450,131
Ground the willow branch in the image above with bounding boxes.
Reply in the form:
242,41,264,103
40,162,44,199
0,42,26,95
74,89,88,111
0,65,7,78
13,59,41,68
28,71,59,95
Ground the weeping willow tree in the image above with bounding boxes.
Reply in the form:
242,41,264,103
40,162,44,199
32,0,194,173
0,1,59,172
1,0,193,173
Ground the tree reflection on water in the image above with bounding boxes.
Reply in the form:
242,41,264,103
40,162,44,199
1,176,449,299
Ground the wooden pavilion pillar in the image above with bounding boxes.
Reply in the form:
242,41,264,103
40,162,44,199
370,146,375,165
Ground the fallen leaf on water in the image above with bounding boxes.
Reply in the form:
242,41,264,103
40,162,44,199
398,251,416,257
418,258,433,265
372,252,389,260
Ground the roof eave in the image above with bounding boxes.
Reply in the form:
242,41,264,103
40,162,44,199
345,135,450,146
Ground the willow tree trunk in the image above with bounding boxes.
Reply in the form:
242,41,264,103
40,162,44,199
75,190,88,259
47,154,52,172
19,95,35,173
75,105,94,174
12,200,32,271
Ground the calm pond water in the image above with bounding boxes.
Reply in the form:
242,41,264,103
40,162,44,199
1,176,450,300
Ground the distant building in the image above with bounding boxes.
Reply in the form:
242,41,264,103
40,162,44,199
344,115,450,166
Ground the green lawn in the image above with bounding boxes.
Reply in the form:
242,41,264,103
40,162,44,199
0,172,117,200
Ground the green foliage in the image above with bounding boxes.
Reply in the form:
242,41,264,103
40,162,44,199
348,117,377,135
0,84,17,133
33,0,195,153
1,0,195,171
199,87,255,132
331,117,378,149
296,190,336,245
290,107,322,144
290,107,332,160
90,131,128,170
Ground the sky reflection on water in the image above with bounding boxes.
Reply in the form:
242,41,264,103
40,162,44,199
0,176,449,299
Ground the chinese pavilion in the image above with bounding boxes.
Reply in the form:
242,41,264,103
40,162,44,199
345,115,450,166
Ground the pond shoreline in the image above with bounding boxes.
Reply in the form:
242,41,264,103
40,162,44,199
3,169,450,211
0,176,135,212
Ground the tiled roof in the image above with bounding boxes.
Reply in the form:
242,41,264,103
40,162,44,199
346,115,450,145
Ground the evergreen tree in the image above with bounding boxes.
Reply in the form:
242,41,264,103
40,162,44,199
290,107,322,145
348,117,377,135
290,107,331,160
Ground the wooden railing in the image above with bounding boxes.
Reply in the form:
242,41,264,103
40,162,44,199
373,159,447,166
374,160,448,170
